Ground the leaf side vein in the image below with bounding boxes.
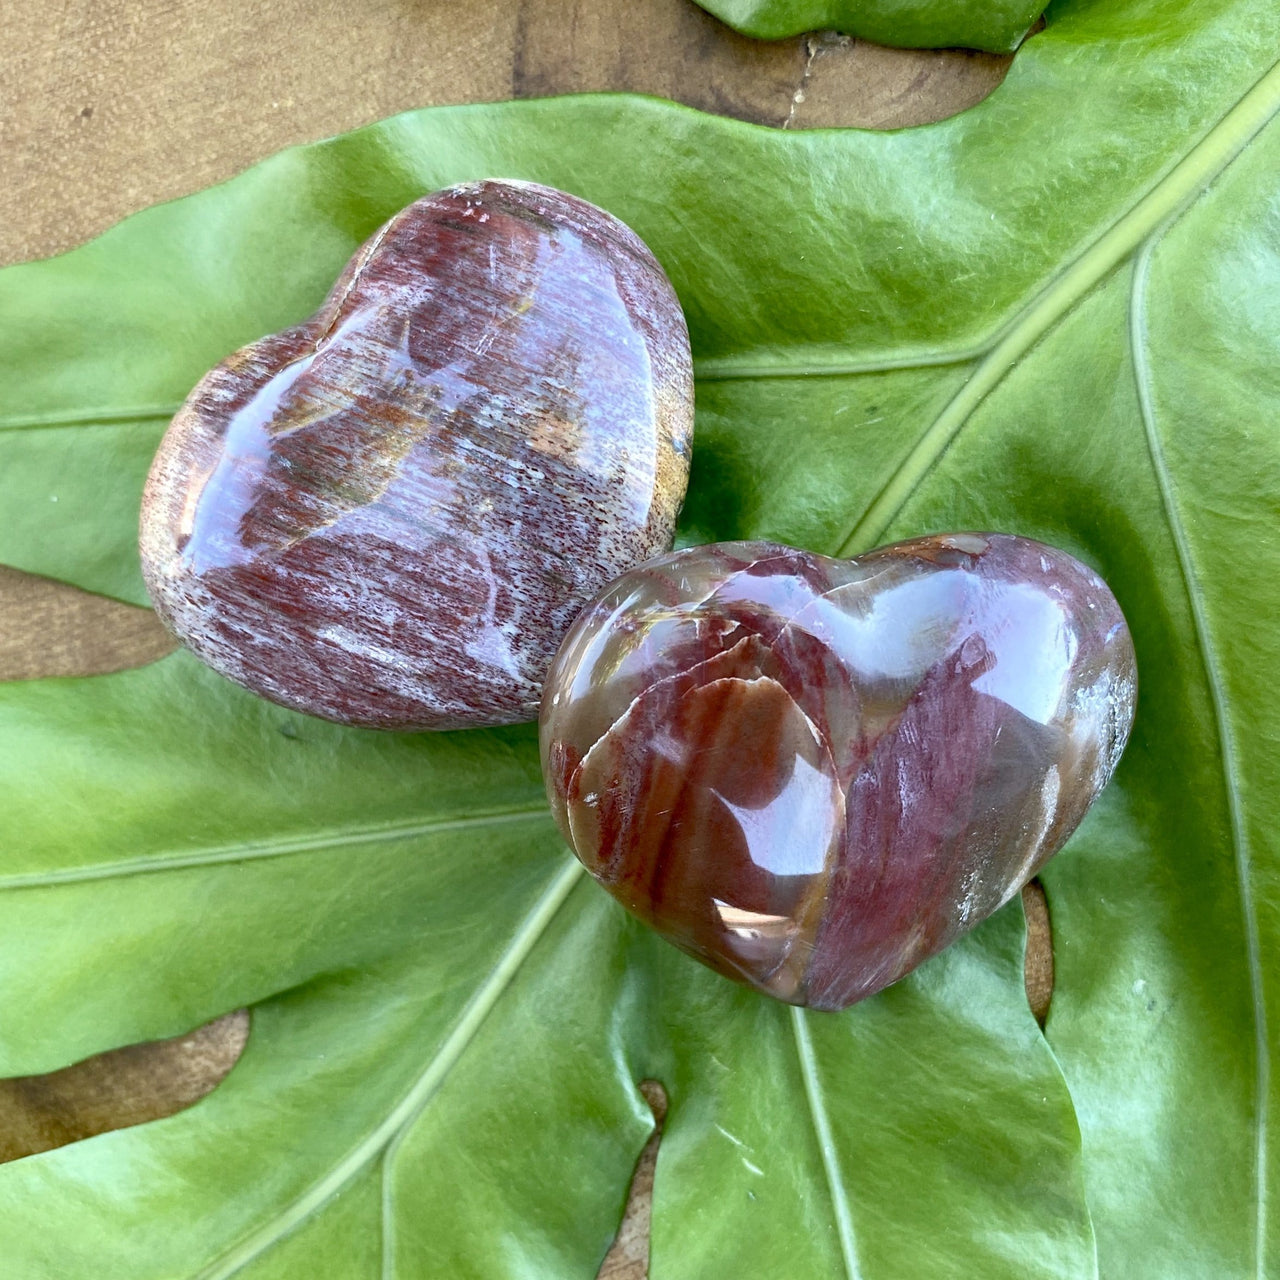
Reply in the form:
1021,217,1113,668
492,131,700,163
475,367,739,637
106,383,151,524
692,344,986,382
790,1006,862,1280
1130,236,1269,1276
0,405,179,432
0,806,553,890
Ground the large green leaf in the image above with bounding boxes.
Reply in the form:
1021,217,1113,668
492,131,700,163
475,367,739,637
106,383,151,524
1,0,1277,1273
691,0,1039,52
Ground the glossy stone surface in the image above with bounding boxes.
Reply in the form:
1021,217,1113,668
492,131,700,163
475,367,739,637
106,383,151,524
540,534,1136,1009
140,180,693,730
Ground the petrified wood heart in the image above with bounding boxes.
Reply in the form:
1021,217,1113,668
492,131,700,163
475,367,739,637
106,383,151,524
540,534,1136,1009
140,180,693,729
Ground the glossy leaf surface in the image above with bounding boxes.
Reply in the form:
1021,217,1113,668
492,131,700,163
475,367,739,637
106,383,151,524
1,0,1278,1274
692,0,1040,52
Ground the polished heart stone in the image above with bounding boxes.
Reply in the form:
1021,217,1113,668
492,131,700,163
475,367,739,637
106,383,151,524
140,180,693,730
540,534,1136,1010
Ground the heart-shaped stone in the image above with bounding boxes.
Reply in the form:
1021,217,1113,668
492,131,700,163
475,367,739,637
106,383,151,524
140,180,693,729
540,534,1136,1009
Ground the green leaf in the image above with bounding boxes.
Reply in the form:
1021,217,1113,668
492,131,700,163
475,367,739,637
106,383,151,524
1,0,1277,1273
690,0,1039,52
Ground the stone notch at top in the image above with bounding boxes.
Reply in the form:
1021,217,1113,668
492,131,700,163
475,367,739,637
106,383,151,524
140,180,694,730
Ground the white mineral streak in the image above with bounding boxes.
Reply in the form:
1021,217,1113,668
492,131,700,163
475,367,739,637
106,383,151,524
462,544,526,682
958,864,982,925
999,764,1062,908
1072,664,1137,790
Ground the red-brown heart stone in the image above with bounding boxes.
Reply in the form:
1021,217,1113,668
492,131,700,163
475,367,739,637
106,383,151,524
140,180,693,730
540,534,1137,1009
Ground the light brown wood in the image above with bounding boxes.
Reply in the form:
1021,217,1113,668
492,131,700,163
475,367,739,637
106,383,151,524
0,2,1022,1272
0,566,176,681
598,1081,669,1280
790,31,1015,128
1022,879,1055,1027
0,1011,249,1164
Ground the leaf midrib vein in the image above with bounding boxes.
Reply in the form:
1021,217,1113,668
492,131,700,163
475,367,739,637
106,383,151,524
195,856,585,1280
0,805,553,890
791,1006,863,1280
1130,234,1270,1276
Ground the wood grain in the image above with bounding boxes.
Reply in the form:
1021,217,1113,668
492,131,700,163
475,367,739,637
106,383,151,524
0,1012,249,1164
790,31,1017,128
0,566,175,681
1022,879,1055,1027
0,2,1029,1273
598,1081,669,1280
